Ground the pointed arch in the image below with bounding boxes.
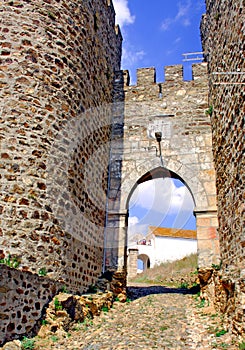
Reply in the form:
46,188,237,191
126,166,196,210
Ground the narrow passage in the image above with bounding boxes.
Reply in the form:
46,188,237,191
34,285,238,350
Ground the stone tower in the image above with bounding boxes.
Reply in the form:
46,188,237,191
0,0,122,291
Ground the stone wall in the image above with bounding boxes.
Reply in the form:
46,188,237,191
0,0,122,294
201,0,244,336
105,63,220,270
0,265,63,344
127,249,138,279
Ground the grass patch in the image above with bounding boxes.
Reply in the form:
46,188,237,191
215,329,227,337
38,267,47,276
54,297,62,311
239,341,245,350
0,254,20,268
50,335,59,342
129,253,198,288
21,337,35,350
196,298,206,308
101,305,109,313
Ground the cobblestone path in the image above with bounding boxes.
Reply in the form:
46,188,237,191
34,285,238,350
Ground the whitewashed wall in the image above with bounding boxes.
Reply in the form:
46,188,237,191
135,237,197,268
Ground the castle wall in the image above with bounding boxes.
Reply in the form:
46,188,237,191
0,0,122,330
106,63,220,270
201,0,244,336
0,265,63,344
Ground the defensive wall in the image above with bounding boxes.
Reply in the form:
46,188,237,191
200,0,245,336
105,63,220,273
0,0,122,343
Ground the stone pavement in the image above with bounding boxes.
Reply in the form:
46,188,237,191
30,284,239,350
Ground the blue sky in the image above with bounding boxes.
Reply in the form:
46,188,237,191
113,0,205,83
128,178,196,238
113,0,205,238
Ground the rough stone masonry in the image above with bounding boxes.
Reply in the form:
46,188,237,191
0,0,122,343
105,63,219,272
201,0,245,337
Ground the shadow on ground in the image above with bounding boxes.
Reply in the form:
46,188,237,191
127,285,200,301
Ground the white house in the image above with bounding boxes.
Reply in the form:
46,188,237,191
146,226,197,266
128,226,197,275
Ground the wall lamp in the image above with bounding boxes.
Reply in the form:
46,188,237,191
154,132,163,167
155,131,162,143
145,131,164,167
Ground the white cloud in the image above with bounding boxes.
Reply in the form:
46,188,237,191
129,178,194,215
174,37,182,44
113,0,135,28
122,47,146,69
113,1,140,75
176,0,191,20
128,178,195,234
127,215,149,241
160,0,192,31
128,216,139,226
161,18,173,31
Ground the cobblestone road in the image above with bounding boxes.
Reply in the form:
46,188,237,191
32,284,239,350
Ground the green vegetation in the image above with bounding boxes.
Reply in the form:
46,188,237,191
101,305,109,313
0,254,20,268
205,105,213,116
196,298,206,308
61,285,69,293
38,267,47,276
21,337,35,350
50,335,59,342
87,284,97,293
54,297,62,311
215,329,227,337
212,262,222,270
239,341,245,349
78,318,94,331
179,282,189,289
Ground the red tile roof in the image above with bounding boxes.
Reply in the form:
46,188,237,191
148,226,197,239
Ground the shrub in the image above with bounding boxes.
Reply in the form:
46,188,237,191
21,337,35,350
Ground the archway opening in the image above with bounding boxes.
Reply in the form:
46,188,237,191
137,254,150,273
127,167,197,268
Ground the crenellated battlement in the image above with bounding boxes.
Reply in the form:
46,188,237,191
123,62,208,87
